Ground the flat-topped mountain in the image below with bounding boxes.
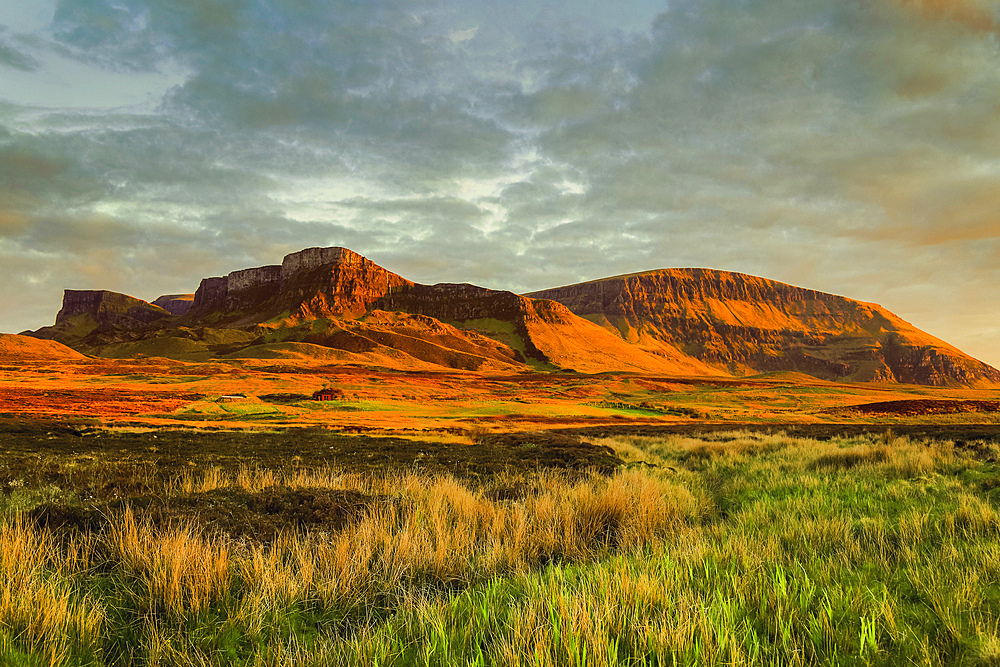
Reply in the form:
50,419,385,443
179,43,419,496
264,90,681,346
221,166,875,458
187,247,412,321
57,290,170,327
25,248,999,385
28,247,714,376
528,269,1000,386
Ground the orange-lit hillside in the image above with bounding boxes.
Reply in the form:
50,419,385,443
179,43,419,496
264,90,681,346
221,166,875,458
530,269,1000,387
24,247,1000,387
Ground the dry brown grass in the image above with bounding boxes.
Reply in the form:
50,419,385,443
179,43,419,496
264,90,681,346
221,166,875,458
105,508,231,619
812,435,947,478
0,519,103,665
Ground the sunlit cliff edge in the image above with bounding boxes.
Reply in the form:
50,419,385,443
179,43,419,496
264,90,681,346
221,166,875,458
23,248,1000,386
529,269,1000,387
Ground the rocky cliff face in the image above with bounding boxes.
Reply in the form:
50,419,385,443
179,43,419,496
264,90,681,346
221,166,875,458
56,290,170,328
27,290,175,351
188,247,412,321
529,269,1000,386
151,294,194,316
282,256,412,318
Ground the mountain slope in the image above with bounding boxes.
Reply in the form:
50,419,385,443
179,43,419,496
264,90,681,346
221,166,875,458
24,249,996,384
378,283,720,375
25,248,714,375
528,268,1000,386
0,334,88,362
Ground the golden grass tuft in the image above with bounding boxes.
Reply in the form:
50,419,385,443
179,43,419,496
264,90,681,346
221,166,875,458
951,494,1000,538
0,519,103,663
105,508,230,619
811,435,947,478
812,444,892,470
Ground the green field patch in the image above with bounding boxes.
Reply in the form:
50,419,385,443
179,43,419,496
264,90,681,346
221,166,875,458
179,397,284,417
589,399,703,418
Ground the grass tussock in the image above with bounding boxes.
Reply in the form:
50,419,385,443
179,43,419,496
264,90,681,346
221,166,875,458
2,429,1000,665
0,519,103,665
106,507,231,619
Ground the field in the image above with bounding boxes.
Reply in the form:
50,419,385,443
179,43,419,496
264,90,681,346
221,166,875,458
3,357,1000,665
4,356,1000,432
2,425,1000,665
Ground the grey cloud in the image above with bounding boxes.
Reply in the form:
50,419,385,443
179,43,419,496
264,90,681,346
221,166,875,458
342,195,487,222
0,34,39,71
4,0,1000,368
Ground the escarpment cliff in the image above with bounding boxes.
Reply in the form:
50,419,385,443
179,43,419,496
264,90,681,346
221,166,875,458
529,269,1000,386
28,290,173,350
25,247,999,384
152,294,194,316
188,266,282,319
56,290,170,327
188,247,412,321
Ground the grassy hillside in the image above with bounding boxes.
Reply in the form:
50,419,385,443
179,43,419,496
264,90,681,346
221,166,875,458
0,334,87,362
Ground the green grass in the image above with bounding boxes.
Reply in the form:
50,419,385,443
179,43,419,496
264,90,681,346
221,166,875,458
178,398,284,417
3,430,1000,664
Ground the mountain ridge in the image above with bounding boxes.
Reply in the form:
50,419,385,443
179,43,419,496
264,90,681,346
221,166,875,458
24,247,999,386
528,268,1000,387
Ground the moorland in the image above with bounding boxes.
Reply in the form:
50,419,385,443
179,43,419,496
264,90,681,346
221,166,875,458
3,349,1000,665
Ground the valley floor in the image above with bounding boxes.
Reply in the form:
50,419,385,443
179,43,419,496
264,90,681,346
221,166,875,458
2,356,1000,433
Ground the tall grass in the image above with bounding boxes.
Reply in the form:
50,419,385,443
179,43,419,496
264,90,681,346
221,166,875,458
0,519,103,665
2,430,1000,665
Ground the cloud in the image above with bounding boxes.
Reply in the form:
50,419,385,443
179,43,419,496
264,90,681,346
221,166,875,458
2,0,1000,367
891,0,999,32
0,33,39,71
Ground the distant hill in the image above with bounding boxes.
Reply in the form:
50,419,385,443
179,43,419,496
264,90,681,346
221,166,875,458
0,333,87,362
528,268,1000,387
151,294,194,316
26,247,715,376
24,247,999,386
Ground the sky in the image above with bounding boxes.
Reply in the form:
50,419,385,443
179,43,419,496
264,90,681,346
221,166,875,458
2,0,1000,368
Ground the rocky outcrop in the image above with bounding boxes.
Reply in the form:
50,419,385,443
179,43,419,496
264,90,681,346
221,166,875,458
188,248,411,320
152,294,195,316
280,247,368,281
529,269,1000,386
27,247,999,384
56,290,170,328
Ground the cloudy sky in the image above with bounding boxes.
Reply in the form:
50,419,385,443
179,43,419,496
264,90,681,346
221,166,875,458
2,0,1000,367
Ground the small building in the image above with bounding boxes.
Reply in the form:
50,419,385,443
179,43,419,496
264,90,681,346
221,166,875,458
312,388,343,401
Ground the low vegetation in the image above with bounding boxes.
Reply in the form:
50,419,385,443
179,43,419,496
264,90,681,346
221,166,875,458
2,429,1000,665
